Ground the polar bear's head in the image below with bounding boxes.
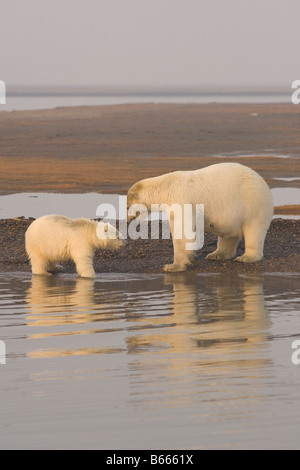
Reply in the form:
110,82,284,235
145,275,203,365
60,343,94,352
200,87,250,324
127,174,172,222
127,182,145,206
127,181,150,222
96,221,125,250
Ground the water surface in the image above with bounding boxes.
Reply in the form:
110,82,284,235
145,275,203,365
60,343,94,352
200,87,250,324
0,272,299,449
0,189,299,220
1,90,291,112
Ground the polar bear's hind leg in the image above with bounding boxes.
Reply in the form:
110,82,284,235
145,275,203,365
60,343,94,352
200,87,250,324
30,255,52,276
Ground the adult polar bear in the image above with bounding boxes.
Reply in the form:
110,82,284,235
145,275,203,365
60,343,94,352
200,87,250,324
127,162,274,272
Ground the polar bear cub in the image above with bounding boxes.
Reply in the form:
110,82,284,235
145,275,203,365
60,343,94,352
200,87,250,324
25,215,125,278
127,162,274,272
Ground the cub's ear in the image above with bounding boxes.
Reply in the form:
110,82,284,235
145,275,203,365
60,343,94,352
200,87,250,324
104,223,109,233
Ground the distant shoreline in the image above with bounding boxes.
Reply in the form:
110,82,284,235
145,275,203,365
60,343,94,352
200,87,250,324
0,218,299,274
6,84,292,95
0,86,292,112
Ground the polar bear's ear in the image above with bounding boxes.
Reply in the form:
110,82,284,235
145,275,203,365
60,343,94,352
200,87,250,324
104,223,109,233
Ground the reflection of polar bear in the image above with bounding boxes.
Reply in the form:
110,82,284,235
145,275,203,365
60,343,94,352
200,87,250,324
25,215,125,278
160,273,270,367
127,163,273,272
26,275,96,317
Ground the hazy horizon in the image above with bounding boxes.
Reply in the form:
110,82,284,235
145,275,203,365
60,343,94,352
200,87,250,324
1,0,299,89
6,84,291,96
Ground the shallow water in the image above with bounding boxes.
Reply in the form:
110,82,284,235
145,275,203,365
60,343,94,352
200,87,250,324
1,91,291,112
0,272,299,450
0,189,299,220
0,193,126,220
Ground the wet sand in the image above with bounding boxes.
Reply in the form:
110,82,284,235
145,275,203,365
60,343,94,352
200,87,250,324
0,103,299,273
0,103,300,194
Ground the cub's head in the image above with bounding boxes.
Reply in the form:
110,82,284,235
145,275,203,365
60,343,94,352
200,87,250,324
96,222,126,250
127,182,149,222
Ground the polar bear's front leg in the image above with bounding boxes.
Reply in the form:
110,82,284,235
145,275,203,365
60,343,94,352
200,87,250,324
163,209,195,272
73,255,96,278
163,238,193,272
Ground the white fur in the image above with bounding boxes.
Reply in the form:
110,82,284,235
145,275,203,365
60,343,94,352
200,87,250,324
127,162,274,272
25,215,124,278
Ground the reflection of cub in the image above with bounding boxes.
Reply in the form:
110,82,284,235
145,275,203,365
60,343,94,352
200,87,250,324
25,214,125,278
26,275,96,317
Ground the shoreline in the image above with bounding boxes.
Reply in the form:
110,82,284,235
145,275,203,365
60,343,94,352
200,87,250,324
0,218,299,274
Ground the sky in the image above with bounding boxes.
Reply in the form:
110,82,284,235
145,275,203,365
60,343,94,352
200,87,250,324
1,0,299,88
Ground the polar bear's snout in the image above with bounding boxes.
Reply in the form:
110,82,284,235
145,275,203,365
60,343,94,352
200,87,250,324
115,236,127,249
127,203,149,223
127,186,150,222
127,206,141,222
96,221,126,250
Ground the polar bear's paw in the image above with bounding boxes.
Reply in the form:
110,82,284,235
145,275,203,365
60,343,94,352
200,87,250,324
32,270,53,276
163,263,187,273
206,251,233,261
48,264,65,274
235,254,262,263
78,269,96,279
